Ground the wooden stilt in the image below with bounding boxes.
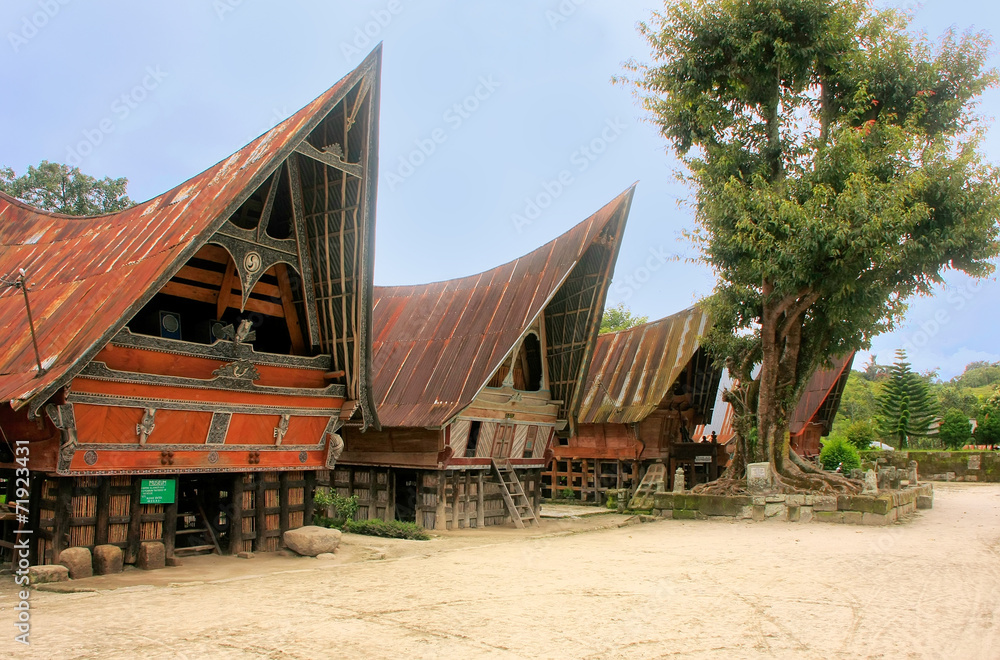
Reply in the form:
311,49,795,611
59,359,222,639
434,472,447,531
477,472,485,528
464,471,472,529
125,477,143,564
451,472,460,529
303,471,316,524
95,477,110,546
230,474,244,556
279,472,290,534
53,478,73,561
254,474,266,552
163,478,178,559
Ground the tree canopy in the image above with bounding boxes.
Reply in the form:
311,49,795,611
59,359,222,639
623,0,1000,492
599,302,649,334
1,161,133,216
876,350,938,448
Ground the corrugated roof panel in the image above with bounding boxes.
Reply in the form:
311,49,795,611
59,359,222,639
371,186,635,428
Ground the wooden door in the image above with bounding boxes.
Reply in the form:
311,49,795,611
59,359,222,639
492,424,513,458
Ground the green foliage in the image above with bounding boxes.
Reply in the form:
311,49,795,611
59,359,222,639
559,488,576,500
0,161,133,215
845,420,877,450
832,372,882,435
877,350,939,448
938,409,973,450
342,518,430,540
976,387,1000,448
606,494,616,509
936,384,982,420
312,490,359,528
621,0,1000,473
819,436,862,473
951,361,1000,389
600,303,649,334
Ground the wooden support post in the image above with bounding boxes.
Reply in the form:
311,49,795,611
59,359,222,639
95,477,111,547
532,470,542,515
52,478,73,561
464,471,472,529
434,472,447,531
476,472,485,528
230,474,245,556
27,474,42,565
279,472,290,534
451,472,460,530
254,474,266,552
303,471,316,524
369,468,377,521
163,478,178,559
125,477,143,564
581,460,589,502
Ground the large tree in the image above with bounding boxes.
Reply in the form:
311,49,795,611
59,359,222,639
623,0,1000,492
599,302,649,334
1,161,133,215
876,349,938,448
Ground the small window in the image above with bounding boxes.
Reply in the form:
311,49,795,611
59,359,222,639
523,425,538,458
465,421,481,458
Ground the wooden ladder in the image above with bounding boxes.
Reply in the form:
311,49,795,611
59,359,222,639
491,459,540,529
174,488,221,557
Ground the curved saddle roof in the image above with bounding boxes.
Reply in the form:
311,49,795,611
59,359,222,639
1,47,382,424
371,186,635,429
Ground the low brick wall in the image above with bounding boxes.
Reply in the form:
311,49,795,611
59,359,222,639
652,484,933,526
861,450,1000,483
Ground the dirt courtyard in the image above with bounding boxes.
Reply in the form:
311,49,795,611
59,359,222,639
3,482,999,659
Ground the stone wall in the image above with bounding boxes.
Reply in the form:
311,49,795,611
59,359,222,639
861,450,1000,483
652,484,933,526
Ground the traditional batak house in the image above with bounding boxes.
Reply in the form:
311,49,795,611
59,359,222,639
0,48,383,565
545,305,722,502
334,187,636,530
787,353,855,458
545,302,855,502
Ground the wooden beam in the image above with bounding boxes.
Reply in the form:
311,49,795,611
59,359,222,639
293,141,364,178
257,165,282,243
53,479,73,562
275,264,306,355
254,474,266,552
287,154,321,349
217,260,239,319
279,472,290,534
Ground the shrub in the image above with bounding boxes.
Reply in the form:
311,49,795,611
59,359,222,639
846,420,877,450
313,490,359,528
938,409,973,450
819,436,862,473
559,488,576,500
342,518,430,540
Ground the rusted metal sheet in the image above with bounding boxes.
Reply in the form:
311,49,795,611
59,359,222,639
0,51,378,415
790,353,855,435
371,187,635,429
577,305,711,425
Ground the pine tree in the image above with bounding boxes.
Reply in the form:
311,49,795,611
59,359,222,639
877,350,938,448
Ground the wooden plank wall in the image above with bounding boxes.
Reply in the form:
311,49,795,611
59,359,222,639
542,459,640,503
419,469,542,530
330,466,392,521
33,471,314,564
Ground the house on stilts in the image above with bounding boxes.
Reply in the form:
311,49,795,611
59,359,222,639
334,186,635,529
545,304,855,502
0,48,383,565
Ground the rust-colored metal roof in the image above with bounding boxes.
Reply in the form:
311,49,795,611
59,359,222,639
790,353,855,435
577,305,711,425
371,187,635,429
0,48,380,416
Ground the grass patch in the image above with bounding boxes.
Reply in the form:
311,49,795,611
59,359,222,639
342,518,430,540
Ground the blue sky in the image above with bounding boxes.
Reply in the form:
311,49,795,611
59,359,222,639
2,0,998,380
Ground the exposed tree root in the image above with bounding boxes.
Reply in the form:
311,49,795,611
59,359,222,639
689,451,862,496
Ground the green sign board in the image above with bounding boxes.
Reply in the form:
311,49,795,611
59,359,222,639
140,479,176,505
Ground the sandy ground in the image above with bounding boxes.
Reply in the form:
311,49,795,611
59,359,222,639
2,482,999,659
